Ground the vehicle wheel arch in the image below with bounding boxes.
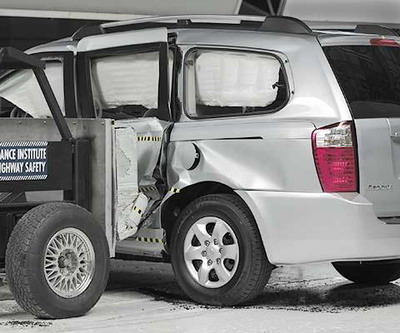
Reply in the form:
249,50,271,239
161,182,234,246
161,181,264,253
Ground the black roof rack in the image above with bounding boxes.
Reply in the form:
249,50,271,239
354,24,399,37
102,19,262,35
72,19,263,40
260,16,313,34
71,15,314,41
72,25,104,41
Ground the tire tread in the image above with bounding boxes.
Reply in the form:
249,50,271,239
6,203,93,318
172,194,273,305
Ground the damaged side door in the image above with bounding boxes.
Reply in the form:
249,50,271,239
76,28,172,241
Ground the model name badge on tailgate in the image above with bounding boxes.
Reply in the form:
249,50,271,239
368,184,393,191
0,141,48,181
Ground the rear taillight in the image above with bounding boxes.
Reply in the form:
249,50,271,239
312,121,358,192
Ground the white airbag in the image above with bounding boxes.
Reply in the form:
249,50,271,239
45,61,65,115
92,52,159,110
0,70,51,118
195,51,280,107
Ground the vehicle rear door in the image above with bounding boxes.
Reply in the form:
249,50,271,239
323,36,400,218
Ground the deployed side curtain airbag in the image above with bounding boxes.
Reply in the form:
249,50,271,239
195,51,280,107
91,52,159,110
45,61,65,115
0,70,52,118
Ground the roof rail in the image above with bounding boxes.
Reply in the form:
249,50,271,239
354,24,399,37
102,15,264,30
260,16,312,34
71,15,315,40
100,15,265,34
72,25,104,41
71,15,266,40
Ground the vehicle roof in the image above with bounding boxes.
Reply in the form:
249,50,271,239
26,15,400,55
26,38,77,55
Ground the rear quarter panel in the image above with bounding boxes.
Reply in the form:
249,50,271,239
169,30,352,192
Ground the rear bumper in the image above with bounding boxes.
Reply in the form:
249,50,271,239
236,190,400,265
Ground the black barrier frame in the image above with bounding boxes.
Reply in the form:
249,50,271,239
0,48,91,266
0,47,73,142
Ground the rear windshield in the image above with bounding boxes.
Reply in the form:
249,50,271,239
324,45,400,119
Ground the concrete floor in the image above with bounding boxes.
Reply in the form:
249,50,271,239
1,260,400,332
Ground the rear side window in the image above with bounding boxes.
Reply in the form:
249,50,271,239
184,49,288,118
324,45,400,118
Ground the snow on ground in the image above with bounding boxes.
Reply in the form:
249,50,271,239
1,260,400,332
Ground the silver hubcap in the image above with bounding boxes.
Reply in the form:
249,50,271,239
44,228,95,298
184,217,239,288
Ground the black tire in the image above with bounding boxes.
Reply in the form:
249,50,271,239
170,194,273,306
6,202,109,319
333,260,400,284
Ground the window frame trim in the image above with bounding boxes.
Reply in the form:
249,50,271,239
182,46,290,120
76,42,171,121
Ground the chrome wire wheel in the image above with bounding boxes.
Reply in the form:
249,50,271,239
184,217,239,288
44,228,95,298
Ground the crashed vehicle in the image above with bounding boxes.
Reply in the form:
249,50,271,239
1,15,400,318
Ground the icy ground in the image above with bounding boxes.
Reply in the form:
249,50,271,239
1,260,400,332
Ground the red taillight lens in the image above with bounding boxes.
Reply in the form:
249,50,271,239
370,38,400,47
312,122,358,192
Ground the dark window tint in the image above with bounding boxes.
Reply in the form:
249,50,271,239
324,45,400,118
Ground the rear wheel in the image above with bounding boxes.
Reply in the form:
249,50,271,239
171,194,273,305
6,202,109,319
333,260,400,284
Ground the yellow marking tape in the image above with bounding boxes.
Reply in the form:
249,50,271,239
134,237,164,244
137,136,162,142
139,186,158,193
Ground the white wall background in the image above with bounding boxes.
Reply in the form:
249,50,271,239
0,0,242,18
284,0,400,24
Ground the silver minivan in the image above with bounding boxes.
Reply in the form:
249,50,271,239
3,15,400,308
